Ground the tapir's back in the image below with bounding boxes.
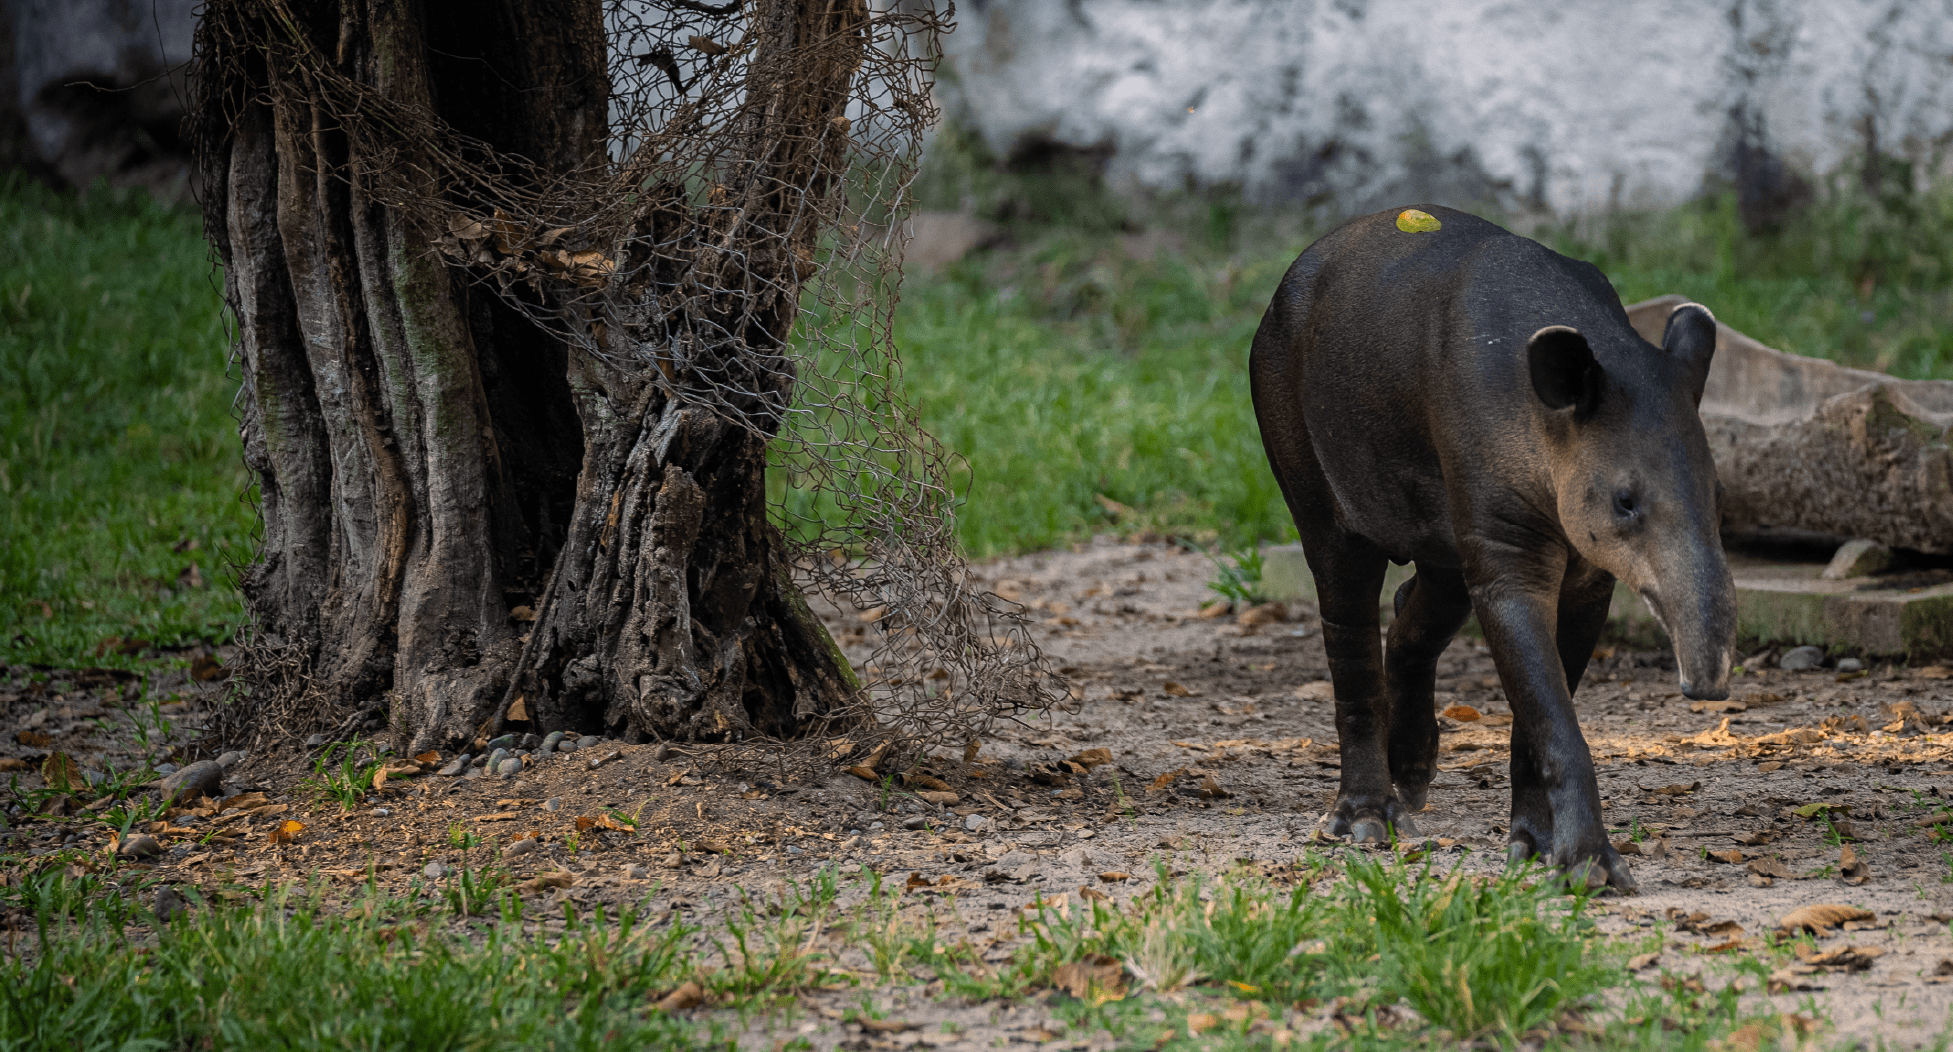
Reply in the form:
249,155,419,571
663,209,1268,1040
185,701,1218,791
1248,204,1637,562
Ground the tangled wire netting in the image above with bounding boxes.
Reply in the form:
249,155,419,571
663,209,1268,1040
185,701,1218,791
196,0,1064,757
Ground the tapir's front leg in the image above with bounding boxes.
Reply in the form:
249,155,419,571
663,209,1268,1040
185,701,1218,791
1469,552,1634,890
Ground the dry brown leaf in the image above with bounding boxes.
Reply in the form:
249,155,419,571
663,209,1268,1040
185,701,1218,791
1627,952,1660,971
654,981,705,1012
1651,781,1701,796
1147,768,1185,794
1440,705,1481,722
515,871,574,895
1735,831,1775,846
1840,844,1872,885
1748,857,1790,879
1068,748,1114,769
40,752,78,792
1795,943,1884,970
963,739,981,763
268,819,305,845
1078,885,1110,902
1237,604,1282,627
505,695,529,721
575,816,597,832
1185,1012,1220,1036
1052,954,1126,1002
1707,848,1746,865
1778,903,1874,935
14,730,50,748
1098,870,1132,882
474,812,522,822
1163,681,1192,697
1199,773,1232,800
916,790,958,806
845,765,879,782
904,773,952,792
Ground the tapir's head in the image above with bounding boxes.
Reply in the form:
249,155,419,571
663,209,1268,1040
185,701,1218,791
1528,303,1736,700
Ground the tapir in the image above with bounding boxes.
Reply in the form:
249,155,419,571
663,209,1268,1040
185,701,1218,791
1249,204,1736,890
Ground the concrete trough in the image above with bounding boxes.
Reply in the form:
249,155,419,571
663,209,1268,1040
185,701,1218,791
1259,543,1953,658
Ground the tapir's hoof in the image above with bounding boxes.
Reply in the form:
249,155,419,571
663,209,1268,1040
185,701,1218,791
1318,795,1414,844
1395,784,1429,812
1506,840,1535,866
1350,818,1389,844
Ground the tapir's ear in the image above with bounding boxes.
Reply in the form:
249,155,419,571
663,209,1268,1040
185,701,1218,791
1526,325,1600,416
1661,303,1717,406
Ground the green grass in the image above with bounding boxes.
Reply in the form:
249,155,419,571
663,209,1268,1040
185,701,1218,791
0,175,255,669
7,153,1953,663
0,853,1794,1051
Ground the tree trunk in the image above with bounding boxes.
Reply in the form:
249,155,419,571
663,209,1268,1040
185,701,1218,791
195,0,866,752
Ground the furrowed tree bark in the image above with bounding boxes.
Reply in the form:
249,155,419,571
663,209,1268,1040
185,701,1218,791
196,0,865,752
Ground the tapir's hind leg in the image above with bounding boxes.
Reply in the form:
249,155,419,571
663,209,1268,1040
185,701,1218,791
1384,567,1473,811
1310,536,1401,843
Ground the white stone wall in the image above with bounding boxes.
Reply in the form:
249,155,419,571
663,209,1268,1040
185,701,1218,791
937,0,1953,216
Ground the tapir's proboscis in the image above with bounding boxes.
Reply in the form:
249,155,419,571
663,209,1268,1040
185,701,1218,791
1249,205,1736,890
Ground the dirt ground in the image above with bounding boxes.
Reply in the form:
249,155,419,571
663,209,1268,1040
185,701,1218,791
7,537,1953,1048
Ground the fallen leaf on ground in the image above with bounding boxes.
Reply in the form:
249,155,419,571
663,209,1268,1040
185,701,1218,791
1295,681,1335,702
1840,844,1872,885
1163,681,1192,697
1707,848,1746,865
1440,705,1481,722
1148,768,1185,794
1748,857,1790,879
1052,954,1126,1002
40,752,78,792
1795,943,1884,971
1199,773,1232,799
268,819,304,845
916,790,958,806
1068,748,1113,769
514,871,573,895
13,730,50,748
845,766,878,782
904,772,952,792
1778,903,1874,936
654,981,704,1011
1098,870,1132,882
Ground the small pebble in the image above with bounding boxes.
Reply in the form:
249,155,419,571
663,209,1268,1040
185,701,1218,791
159,761,224,804
1836,657,1865,673
868,821,885,832
1779,645,1826,671
304,733,328,748
624,863,650,880
519,733,540,750
485,748,509,770
496,758,523,778
652,743,672,762
153,885,186,923
116,833,164,859
506,838,539,858
963,814,988,833
575,736,602,749
902,815,929,830
154,763,178,776
555,740,579,754
372,807,391,817
484,734,515,753
544,798,565,812
215,750,245,769
424,862,447,880
437,758,467,777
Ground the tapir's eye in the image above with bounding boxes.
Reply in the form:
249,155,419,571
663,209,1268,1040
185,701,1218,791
1613,490,1638,518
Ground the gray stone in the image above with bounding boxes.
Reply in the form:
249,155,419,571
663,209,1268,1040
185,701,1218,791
555,740,579,754
153,885,186,923
541,732,566,753
153,763,178,776
1779,646,1826,671
158,761,224,804
215,750,246,769
964,814,988,832
505,838,539,858
624,863,650,880
484,734,515,753
902,815,929,830
519,733,540,750
496,758,523,778
1836,657,1866,673
1823,540,1895,580
437,757,468,777
575,736,602,749
305,733,329,748
423,862,447,880
116,833,164,859
543,797,565,812
485,748,509,770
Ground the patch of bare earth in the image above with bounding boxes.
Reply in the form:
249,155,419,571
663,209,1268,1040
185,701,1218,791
7,539,1953,1047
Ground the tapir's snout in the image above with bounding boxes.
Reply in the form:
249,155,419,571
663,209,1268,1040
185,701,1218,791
1681,679,1729,702
1641,571,1736,705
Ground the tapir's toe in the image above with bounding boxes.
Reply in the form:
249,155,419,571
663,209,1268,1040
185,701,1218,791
1350,818,1390,844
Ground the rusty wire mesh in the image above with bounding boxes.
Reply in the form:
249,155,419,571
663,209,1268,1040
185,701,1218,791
198,0,1064,757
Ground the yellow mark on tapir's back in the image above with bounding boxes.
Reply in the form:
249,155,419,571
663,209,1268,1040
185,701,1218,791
1396,208,1441,233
